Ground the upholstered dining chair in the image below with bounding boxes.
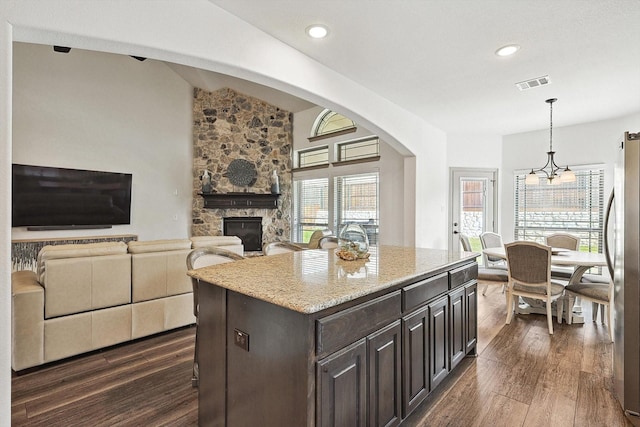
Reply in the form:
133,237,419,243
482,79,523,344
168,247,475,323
479,232,507,270
263,241,306,255
318,236,339,249
545,233,580,250
545,232,580,281
304,229,333,249
565,278,614,341
460,234,509,296
186,247,245,387
505,241,566,335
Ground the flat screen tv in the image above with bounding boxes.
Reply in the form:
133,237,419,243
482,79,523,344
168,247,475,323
12,164,132,229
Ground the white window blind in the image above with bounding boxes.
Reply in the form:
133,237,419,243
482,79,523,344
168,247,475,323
514,168,605,252
334,172,379,244
292,178,329,243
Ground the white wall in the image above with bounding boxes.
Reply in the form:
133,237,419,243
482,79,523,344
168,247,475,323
292,106,406,245
500,112,640,242
447,133,502,169
12,43,193,241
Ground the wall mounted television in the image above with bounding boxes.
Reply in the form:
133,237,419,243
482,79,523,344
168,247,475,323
12,164,132,230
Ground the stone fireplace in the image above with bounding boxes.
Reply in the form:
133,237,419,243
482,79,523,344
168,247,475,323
191,87,292,245
224,217,262,252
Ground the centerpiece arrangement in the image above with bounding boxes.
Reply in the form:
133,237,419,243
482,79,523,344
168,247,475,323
335,223,371,261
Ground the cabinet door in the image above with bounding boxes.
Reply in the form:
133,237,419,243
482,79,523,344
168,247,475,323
317,339,367,427
402,307,429,417
465,281,478,355
429,296,449,389
449,286,466,370
368,320,402,427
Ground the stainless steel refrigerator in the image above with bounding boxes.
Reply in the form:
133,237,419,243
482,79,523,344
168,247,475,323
611,131,640,422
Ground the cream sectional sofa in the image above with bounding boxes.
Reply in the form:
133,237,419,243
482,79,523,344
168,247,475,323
11,236,243,371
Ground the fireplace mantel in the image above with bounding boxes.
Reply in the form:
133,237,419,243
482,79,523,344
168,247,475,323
199,193,280,209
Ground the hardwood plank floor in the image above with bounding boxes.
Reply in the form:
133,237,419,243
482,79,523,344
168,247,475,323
11,327,198,426
11,287,633,426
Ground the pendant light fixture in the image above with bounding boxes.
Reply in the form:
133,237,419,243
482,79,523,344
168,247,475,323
525,98,576,185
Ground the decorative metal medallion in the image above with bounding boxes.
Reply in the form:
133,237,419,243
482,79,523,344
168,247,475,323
225,159,257,187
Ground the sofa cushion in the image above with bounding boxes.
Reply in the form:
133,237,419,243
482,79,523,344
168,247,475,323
37,242,128,283
127,239,192,254
190,235,242,248
43,253,132,318
130,249,191,302
38,241,128,262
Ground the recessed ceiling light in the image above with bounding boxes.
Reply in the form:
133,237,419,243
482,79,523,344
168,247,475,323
495,44,520,57
306,24,329,39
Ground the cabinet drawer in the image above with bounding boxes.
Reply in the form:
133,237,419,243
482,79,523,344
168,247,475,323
449,263,478,289
402,272,448,313
316,291,401,358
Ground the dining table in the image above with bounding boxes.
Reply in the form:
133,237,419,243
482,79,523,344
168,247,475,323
482,246,608,324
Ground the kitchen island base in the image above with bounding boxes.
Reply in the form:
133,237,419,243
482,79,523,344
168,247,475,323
192,247,478,426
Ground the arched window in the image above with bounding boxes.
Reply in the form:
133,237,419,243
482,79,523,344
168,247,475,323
310,109,356,140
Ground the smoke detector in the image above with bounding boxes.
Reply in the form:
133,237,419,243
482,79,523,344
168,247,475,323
515,75,551,91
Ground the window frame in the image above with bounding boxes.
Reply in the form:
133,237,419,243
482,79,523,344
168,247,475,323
296,145,329,169
334,136,380,165
513,165,605,253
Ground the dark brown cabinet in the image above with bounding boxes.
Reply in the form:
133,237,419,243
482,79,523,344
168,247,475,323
465,282,478,355
317,319,402,427
319,271,478,427
449,286,466,371
368,321,402,427
429,295,449,390
401,307,429,417
317,339,367,427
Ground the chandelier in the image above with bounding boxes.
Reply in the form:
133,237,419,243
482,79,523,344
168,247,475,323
525,98,576,185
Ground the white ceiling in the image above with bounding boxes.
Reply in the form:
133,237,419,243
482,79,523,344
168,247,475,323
205,0,640,136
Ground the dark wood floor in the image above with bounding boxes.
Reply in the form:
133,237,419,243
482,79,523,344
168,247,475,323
11,327,198,426
11,286,632,426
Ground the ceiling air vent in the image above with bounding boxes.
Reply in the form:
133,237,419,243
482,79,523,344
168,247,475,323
515,75,551,91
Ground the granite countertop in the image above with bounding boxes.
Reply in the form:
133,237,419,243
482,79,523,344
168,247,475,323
187,245,477,314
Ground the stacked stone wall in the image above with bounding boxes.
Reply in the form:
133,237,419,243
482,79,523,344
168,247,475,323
191,87,292,245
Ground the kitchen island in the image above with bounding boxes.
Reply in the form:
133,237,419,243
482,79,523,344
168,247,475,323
188,245,478,426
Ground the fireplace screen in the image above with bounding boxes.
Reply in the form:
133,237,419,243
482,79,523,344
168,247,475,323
224,217,262,252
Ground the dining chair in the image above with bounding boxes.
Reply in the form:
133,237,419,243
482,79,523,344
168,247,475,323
318,236,339,249
263,241,306,255
304,229,333,249
479,231,507,270
545,232,580,280
505,241,566,335
460,234,508,296
565,278,614,341
186,247,246,387
545,233,580,250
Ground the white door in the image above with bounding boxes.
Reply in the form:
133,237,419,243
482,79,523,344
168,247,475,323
449,168,498,255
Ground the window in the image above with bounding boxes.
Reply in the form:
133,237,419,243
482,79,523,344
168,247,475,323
514,168,605,252
297,146,329,168
336,137,380,163
309,109,356,141
335,172,379,244
292,178,329,243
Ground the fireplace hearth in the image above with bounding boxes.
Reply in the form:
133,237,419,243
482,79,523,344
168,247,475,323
224,217,263,252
